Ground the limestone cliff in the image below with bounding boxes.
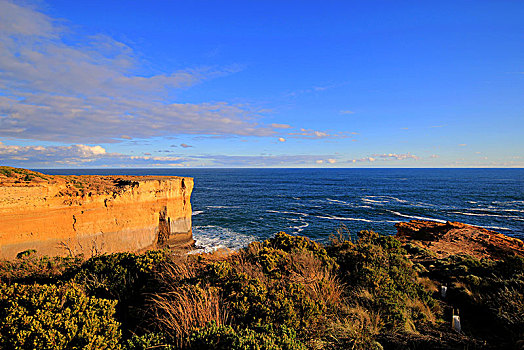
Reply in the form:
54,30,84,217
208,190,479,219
0,167,193,259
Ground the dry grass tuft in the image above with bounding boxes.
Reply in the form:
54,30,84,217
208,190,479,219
149,285,228,347
328,305,382,348
417,276,438,293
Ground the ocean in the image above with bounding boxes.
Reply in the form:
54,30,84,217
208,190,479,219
37,168,524,252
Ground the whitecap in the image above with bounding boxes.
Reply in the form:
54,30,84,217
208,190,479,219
316,214,374,223
192,210,204,216
450,211,522,219
387,210,447,223
291,221,309,233
267,209,309,217
361,198,388,204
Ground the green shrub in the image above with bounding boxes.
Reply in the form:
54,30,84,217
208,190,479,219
329,230,436,331
0,282,121,350
73,250,169,335
0,254,82,285
123,332,174,350
189,322,306,350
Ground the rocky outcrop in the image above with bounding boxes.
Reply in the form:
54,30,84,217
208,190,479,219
396,220,524,259
0,167,193,259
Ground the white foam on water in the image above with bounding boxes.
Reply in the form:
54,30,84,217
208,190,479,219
493,200,524,206
387,210,447,223
361,198,388,204
316,214,374,223
370,195,409,203
468,207,524,213
326,198,352,205
292,221,309,232
480,225,512,231
192,210,204,216
267,209,309,217
450,211,522,219
190,225,257,254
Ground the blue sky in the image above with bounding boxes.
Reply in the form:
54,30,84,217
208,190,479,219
0,0,522,168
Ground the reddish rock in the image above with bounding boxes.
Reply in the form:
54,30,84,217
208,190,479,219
395,220,524,260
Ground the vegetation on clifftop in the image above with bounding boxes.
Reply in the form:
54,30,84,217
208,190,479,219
1,229,522,349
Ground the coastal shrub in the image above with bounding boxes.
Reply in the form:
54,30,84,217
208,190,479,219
123,332,174,350
189,322,306,350
0,282,121,350
453,255,524,342
147,233,344,345
73,250,169,335
0,253,82,285
203,236,341,338
328,230,437,332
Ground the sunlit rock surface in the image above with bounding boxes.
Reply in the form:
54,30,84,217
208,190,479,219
0,167,193,259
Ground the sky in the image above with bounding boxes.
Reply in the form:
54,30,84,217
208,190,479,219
0,0,523,168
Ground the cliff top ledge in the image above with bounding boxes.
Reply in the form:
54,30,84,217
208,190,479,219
0,166,189,196
395,219,524,260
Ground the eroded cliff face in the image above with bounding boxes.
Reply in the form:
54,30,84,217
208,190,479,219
0,167,193,259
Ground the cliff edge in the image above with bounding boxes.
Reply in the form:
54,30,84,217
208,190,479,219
0,167,193,259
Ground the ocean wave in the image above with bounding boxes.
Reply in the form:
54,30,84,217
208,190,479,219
480,225,512,231
316,215,374,223
190,225,256,254
367,195,409,203
450,211,523,219
326,198,352,205
361,198,388,204
267,209,309,217
468,207,524,213
291,221,309,233
493,200,524,206
387,210,447,223
192,210,204,216
207,205,239,209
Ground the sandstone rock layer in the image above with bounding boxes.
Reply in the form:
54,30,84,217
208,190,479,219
0,167,193,259
396,219,524,259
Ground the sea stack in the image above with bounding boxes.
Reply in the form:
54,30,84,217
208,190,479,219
0,167,193,259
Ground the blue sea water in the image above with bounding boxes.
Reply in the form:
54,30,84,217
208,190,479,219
37,168,524,252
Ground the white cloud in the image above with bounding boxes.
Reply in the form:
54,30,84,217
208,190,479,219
339,110,355,115
271,123,291,129
0,0,275,143
0,142,108,164
0,141,342,167
193,154,338,167
327,159,336,164
349,153,419,163
288,128,348,139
